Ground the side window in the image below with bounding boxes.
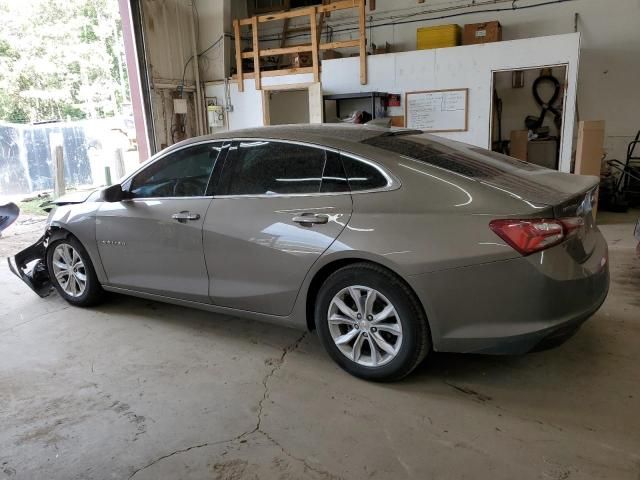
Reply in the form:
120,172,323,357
341,155,388,191
223,141,326,195
129,143,223,198
320,150,349,193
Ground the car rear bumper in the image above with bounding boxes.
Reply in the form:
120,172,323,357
407,228,610,355
7,235,52,297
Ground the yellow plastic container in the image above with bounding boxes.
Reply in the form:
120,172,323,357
417,24,461,50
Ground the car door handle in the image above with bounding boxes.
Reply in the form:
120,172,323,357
292,213,328,226
171,211,201,223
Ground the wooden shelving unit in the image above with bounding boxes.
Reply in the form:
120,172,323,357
233,0,367,92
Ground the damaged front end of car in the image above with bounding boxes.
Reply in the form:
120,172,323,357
7,234,53,297
6,188,101,297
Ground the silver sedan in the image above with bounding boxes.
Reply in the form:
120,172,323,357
8,125,609,381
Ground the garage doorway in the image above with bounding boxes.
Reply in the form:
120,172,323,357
262,83,323,125
491,65,568,170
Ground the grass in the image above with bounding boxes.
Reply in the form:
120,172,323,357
18,196,51,216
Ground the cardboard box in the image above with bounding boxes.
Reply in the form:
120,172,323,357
293,52,312,68
372,41,391,54
463,21,502,45
528,139,558,169
575,120,605,176
417,24,461,50
575,120,605,218
322,49,342,60
510,130,529,161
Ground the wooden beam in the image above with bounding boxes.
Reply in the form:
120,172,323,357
256,7,315,23
358,0,367,85
239,1,357,26
318,0,358,14
242,45,312,59
309,7,319,82
319,39,359,50
277,17,290,68
232,0,363,92
280,0,291,40
316,0,330,45
233,19,243,92
233,66,315,80
251,16,261,90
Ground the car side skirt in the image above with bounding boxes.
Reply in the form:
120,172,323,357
102,285,307,331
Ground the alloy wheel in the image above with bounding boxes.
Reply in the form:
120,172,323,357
327,285,403,367
52,244,87,297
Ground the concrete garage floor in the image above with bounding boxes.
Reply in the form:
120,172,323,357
1,212,639,480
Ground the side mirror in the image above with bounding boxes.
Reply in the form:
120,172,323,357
101,184,134,202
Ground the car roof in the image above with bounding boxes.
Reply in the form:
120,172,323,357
166,124,424,156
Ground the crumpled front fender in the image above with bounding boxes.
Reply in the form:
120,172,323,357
7,235,53,297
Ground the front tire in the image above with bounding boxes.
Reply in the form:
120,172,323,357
47,236,104,307
315,263,430,381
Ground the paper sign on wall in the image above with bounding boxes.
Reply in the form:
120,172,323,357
405,89,468,132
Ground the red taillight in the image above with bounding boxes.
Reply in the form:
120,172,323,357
489,218,579,255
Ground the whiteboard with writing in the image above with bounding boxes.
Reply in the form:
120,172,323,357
405,89,468,132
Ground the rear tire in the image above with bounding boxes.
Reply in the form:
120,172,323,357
315,263,430,381
47,236,104,307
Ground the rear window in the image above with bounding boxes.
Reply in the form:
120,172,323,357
361,132,566,204
361,133,544,179
341,155,388,191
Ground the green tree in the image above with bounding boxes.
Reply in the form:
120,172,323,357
0,0,130,123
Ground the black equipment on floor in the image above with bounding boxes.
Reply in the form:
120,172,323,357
601,130,640,211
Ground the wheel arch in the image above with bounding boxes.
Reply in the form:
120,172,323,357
47,225,73,244
304,256,431,343
46,220,108,284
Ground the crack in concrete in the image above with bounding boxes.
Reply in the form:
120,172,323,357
251,331,308,435
246,331,341,478
258,429,342,480
127,438,236,480
127,331,309,480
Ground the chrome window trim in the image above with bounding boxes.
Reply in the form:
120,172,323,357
212,137,400,199
124,196,215,202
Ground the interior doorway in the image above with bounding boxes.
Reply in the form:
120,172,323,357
262,83,323,125
267,89,309,125
491,65,568,170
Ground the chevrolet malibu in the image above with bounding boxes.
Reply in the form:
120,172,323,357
8,125,609,381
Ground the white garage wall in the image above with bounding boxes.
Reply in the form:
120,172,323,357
321,33,580,173
252,0,640,164
205,33,579,171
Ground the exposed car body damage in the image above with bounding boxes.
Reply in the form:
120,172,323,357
7,235,52,297
7,223,76,297
6,190,100,297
